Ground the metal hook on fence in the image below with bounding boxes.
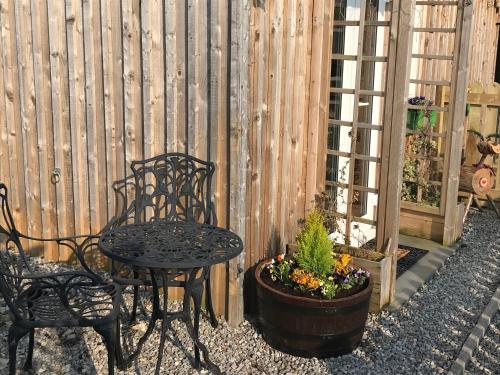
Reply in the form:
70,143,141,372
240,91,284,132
51,168,61,184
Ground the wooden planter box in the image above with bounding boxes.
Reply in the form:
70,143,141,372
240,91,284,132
399,201,465,245
352,255,392,312
286,244,393,313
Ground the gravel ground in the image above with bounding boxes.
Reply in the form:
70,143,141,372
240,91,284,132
465,310,500,375
0,209,499,375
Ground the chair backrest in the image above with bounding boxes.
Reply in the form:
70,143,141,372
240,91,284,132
0,183,32,319
130,153,215,224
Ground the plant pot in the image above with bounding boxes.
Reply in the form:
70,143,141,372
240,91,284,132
406,108,437,130
255,259,373,358
286,243,392,312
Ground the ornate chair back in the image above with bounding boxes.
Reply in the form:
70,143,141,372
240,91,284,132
130,153,216,225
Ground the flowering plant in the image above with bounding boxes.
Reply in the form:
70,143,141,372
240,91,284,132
266,211,369,299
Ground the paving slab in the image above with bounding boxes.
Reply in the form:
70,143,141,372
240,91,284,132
389,234,455,311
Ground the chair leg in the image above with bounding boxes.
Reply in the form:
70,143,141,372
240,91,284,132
204,270,218,328
23,329,35,370
191,284,203,369
94,323,116,375
131,270,139,322
8,325,29,375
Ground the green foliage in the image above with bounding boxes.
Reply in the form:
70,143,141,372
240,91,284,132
295,210,333,278
268,258,293,286
402,124,440,207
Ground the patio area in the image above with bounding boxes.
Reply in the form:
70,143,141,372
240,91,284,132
0,0,500,374
0,209,498,375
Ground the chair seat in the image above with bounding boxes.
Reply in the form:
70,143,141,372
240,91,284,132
15,281,119,327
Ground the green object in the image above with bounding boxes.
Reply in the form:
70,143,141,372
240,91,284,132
295,210,334,278
406,108,437,130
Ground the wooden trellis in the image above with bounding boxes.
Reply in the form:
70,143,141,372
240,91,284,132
326,0,413,252
325,0,415,306
400,0,473,245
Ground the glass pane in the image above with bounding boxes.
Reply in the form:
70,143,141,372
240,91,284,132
334,0,361,21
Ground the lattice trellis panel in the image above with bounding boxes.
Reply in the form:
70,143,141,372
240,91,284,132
326,0,407,252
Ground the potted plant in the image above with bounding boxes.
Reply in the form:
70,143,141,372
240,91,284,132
255,210,373,358
407,96,437,130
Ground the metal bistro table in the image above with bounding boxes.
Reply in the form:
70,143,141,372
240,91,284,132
98,220,243,374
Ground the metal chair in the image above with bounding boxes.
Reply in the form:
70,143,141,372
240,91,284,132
108,153,219,328
0,183,121,375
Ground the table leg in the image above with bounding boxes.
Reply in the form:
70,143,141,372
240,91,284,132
183,269,222,375
191,281,203,367
116,269,160,370
155,272,170,375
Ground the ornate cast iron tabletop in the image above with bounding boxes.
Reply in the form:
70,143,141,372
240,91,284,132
98,220,243,375
98,220,243,269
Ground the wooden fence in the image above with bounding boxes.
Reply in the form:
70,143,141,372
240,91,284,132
0,0,334,324
411,0,499,89
0,0,251,324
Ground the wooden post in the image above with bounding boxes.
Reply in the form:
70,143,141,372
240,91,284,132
442,0,473,245
228,0,250,327
377,0,414,302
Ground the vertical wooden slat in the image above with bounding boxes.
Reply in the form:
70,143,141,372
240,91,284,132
317,0,332,200
248,1,265,269
188,0,208,160
0,0,28,237
289,0,309,238
212,0,229,317
386,0,415,300
377,0,401,251
228,0,250,327
165,0,179,152
344,0,367,242
142,0,164,159
300,0,313,217
278,0,292,250
304,0,328,211
177,0,188,152
258,1,272,261
15,0,42,253
101,0,125,219
262,0,284,256
442,0,473,245
30,0,58,257
122,0,143,189
66,0,90,235
0,3,9,202
83,0,107,233
47,0,75,242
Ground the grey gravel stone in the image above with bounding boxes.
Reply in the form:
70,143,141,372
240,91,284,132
0,209,498,374
465,310,500,375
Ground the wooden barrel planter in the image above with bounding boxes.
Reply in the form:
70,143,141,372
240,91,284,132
255,259,373,358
